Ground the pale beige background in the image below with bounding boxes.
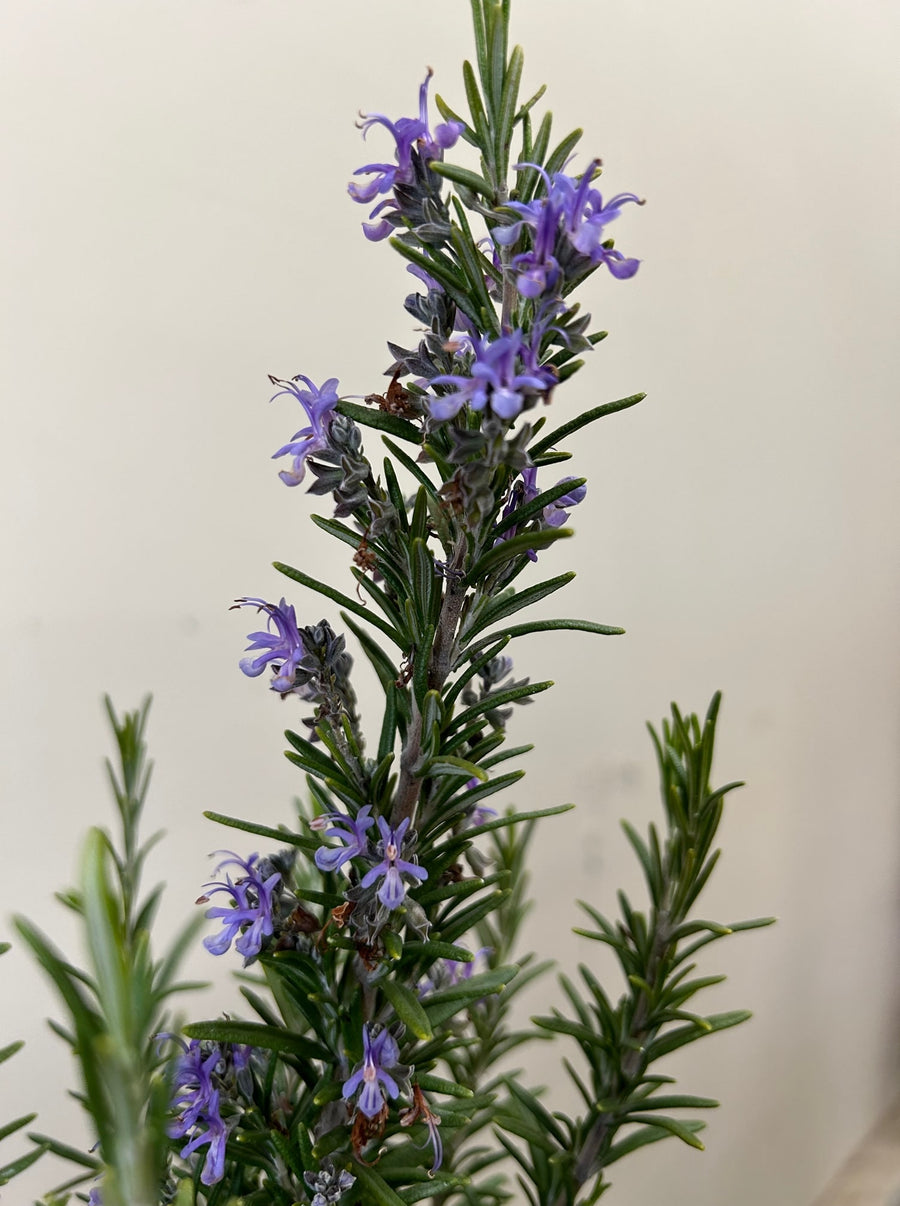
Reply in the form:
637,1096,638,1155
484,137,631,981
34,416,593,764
2,1,899,1203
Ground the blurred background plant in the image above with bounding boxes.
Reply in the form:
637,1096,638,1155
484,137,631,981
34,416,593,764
15,699,204,1206
0,942,47,1191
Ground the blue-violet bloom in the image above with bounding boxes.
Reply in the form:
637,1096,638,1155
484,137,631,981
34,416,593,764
270,374,340,486
235,596,304,694
201,851,281,959
544,475,588,528
349,70,463,241
179,1087,229,1187
445,945,492,987
343,1024,401,1118
429,330,556,421
169,1038,220,1137
496,161,642,294
311,804,375,874
360,817,427,910
464,777,498,829
497,468,586,561
166,1037,230,1187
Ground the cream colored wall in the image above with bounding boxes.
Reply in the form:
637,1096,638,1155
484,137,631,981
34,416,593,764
2,1,898,1203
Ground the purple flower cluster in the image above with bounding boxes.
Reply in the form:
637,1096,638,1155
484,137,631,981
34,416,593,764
201,851,281,960
270,374,340,487
234,596,305,695
342,1024,402,1118
349,70,463,241
429,329,556,422
167,1038,237,1186
313,810,428,911
495,161,643,298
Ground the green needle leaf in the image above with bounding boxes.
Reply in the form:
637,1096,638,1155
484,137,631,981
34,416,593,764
381,979,434,1041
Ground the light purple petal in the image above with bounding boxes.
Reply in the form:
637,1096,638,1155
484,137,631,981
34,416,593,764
343,1067,364,1099
377,867,407,910
358,1080,385,1119
395,858,428,883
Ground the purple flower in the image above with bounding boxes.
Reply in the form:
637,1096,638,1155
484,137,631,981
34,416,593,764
311,804,375,874
179,1087,229,1186
201,851,281,959
164,1038,232,1187
169,1039,220,1137
87,1187,103,1206
497,467,586,561
505,464,540,519
463,777,498,829
543,475,588,528
360,817,428,910
349,70,463,241
496,161,642,296
231,1044,253,1073
406,262,443,294
429,330,556,422
469,802,498,829
234,596,304,694
495,188,563,300
270,374,340,486
445,945,492,987
557,171,643,277
343,1024,401,1118
420,945,492,997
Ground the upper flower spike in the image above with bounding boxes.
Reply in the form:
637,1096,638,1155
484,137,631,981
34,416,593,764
348,69,463,241
269,374,340,486
495,161,644,296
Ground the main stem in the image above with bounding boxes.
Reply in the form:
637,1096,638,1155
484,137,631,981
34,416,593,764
391,535,468,828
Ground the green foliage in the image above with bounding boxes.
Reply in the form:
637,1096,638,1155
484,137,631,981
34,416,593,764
494,694,776,1205
16,699,204,1206
0,944,48,1187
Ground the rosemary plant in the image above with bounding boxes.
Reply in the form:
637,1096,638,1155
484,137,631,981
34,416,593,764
13,2,773,1204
